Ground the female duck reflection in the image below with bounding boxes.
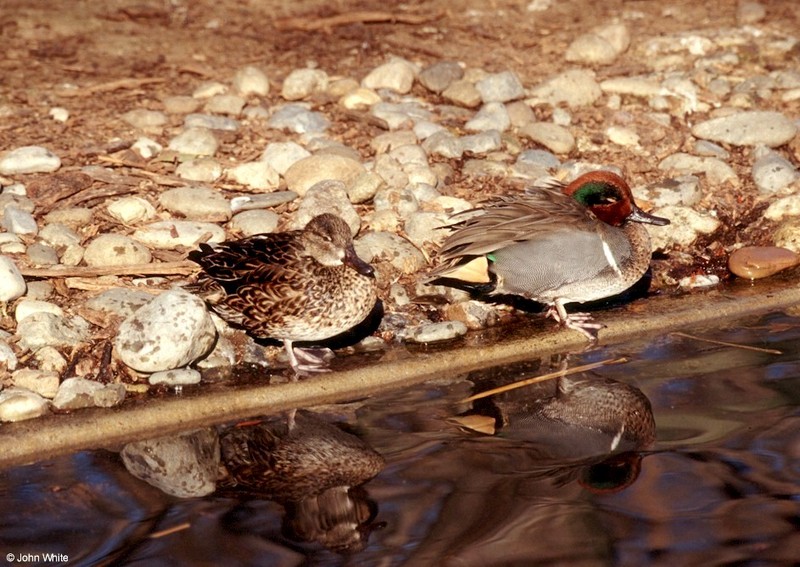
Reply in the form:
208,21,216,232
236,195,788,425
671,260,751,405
218,411,386,554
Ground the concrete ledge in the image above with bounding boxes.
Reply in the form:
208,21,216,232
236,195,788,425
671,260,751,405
2,280,799,470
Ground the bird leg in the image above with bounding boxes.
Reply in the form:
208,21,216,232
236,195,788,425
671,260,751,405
283,340,334,376
546,302,604,341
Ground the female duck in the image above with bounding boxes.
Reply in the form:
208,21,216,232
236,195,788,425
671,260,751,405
189,213,377,373
428,171,670,338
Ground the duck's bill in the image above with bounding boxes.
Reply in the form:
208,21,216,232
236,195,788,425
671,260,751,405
629,206,670,226
345,246,376,277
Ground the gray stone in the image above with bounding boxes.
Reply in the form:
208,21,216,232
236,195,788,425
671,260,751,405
121,109,167,130
184,113,240,131
39,223,81,248
658,153,738,185
83,234,152,267
465,102,511,132
52,377,126,410
348,171,384,204
405,211,450,248
0,146,61,174
422,131,464,159
175,158,223,183
691,111,796,148
476,71,525,103
160,186,231,221
85,288,155,319
121,429,219,498
2,205,38,235
419,60,464,93
25,243,59,266
204,94,246,116
461,130,503,154
371,102,432,129
442,80,482,108
115,290,217,373
267,103,330,133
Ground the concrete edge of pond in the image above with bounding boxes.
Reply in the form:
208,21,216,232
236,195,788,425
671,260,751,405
2,282,800,470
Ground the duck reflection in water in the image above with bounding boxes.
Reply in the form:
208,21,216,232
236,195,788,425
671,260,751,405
218,410,385,554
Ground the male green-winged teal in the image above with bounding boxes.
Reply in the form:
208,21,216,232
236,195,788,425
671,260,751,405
428,171,670,338
188,213,377,374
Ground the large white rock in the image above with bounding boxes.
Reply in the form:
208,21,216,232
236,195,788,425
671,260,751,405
0,255,26,303
115,290,217,373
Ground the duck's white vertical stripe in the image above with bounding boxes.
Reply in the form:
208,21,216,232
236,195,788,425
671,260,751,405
601,238,623,277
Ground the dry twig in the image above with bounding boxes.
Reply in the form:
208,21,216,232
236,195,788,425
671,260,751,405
20,261,197,279
670,331,782,355
276,10,444,31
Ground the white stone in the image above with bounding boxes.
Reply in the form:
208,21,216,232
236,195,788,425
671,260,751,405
281,68,329,101
691,111,797,148
16,312,91,351
402,321,468,343
226,161,280,190
122,109,167,130
149,368,202,386
355,231,426,274
340,87,382,110
520,122,576,154
658,153,739,186
565,33,618,65
0,255,26,303
115,290,217,373
175,158,223,182
160,186,231,221
646,205,721,249
49,107,69,122
260,141,311,175
167,127,219,156
204,94,246,116
290,180,362,235
607,126,640,147
83,234,152,267
232,65,270,96
0,146,61,174
362,58,417,93
764,195,800,221
752,149,799,194
465,102,511,132
52,377,126,410
2,205,38,235
11,368,59,398
132,221,226,249
14,299,64,323
284,154,366,197
192,81,227,99
0,388,50,422
0,340,17,372
528,69,602,108
107,196,157,224
132,136,162,159
475,71,525,103
229,209,280,236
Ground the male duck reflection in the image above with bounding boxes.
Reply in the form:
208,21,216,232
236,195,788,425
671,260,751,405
188,213,377,375
428,171,670,338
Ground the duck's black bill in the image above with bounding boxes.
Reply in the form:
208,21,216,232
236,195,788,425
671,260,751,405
629,206,670,226
345,246,376,277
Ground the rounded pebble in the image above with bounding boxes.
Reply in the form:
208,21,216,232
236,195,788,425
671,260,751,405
149,368,202,386
752,149,800,194
281,68,329,101
0,388,50,422
284,154,366,196
402,321,468,343
0,146,61,174
362,58,416,93
227,161,280,191
691,111,797,148
83,233,152,267
520,122,575,154
528,69,602,107
168,127,219,156
107,196,157,224
476,71,525,103
233,65,270,96
229,209,280,236
0,255,26,303
52,377,126,410
133,221,226,249
160,186,231,221
728,246,800,279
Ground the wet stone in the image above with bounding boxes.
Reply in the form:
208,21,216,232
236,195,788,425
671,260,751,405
149,368,202,386
0,388,50,422
51,377,126,410
0,146,61,174
121,429,219,498
728,246,800,279
418,60,464,93
115,289,217,373
83,233,152,267
160,186,231,221
401,321,468,343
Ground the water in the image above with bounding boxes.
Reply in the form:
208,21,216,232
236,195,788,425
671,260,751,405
1,312,799,566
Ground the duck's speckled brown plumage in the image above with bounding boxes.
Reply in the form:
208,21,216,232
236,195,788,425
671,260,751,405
188,213,377,370
429,171,670,338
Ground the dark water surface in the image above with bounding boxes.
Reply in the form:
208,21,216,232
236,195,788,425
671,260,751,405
1,312,799,566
